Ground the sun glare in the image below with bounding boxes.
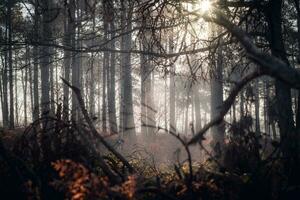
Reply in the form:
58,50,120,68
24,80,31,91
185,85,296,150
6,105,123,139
199,0,212,13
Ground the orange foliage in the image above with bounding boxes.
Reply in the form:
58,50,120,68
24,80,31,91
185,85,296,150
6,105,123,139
111,175,136,199
52,159,106,200
52,159,137,200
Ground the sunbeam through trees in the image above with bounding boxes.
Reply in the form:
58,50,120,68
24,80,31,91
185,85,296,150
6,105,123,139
1,0,300,199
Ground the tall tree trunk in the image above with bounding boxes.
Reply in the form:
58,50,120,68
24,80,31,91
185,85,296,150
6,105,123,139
33,44,39,121
164,76,168,131
32,2,40,122
169,32,176,134
40,0,54,121
254,79,260,135
71,0,81,121
55,56,59,106
140,40,147,135
98,67,102,120
266,0,295,158
264,80,270,136
232,101,236,122
184,95,189,135
89,55,95,117
29,56,34,122
140,30,156,138
181,107,185,133
89,16,96,118
240,89,244,120
120,0,136,139
193,84,202,133
102,53,107,132
2,29,9,128
50,53,55,114
63,0,75,121
23,47,29,125
294,0,300,139
0,56,3,126
107,1,118,134
210,30,224,159
147,62,156,138
102,1,108,132
14,67,18,126
7,0,14,128
191,95,195,134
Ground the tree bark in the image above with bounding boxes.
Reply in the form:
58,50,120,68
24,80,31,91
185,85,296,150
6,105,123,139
33,44,39,121
62,1,75,121
140,28,156,138
89,16,96,118
0,56,3,126
28,55,34,122
169,31,176,134
1,25,9,128
193,84,202,133
7,0,14,128
210,27,224,159
120,0,136,139
23,47,29,125
140,40,147,135
14,67,18,126
108,14,118,133
71,0,81,121
265,0,295,158
254,79,260,135
264,80,270,136
40,0,54,122
294,0,300,135
102,1,108,132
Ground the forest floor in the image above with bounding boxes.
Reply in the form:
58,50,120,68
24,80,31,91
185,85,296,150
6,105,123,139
0,124,299,200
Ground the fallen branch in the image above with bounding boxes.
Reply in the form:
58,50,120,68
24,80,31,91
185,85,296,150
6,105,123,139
61,78,135,174
74,123,121,183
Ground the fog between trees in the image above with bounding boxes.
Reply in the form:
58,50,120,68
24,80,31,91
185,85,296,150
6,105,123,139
1,0,300,199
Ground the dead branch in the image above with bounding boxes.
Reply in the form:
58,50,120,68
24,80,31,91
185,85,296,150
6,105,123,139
204,9,300,89
188,70,263,145
188,6,300,145
61,78,135,174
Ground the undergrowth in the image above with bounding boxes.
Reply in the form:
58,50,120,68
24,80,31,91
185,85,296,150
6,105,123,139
0,115,299,200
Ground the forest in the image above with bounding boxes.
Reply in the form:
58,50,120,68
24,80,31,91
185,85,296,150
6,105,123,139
1,0,300,199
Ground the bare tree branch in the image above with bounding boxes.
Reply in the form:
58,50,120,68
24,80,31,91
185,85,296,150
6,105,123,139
61,77,135,174
188,8,300,145
188,70,263,145
205,10,300,89
0,40,232,58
